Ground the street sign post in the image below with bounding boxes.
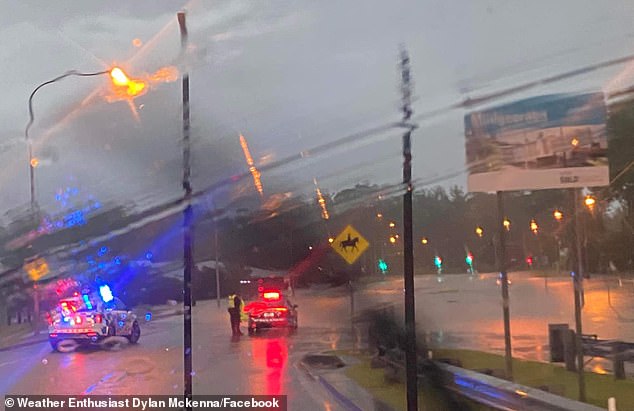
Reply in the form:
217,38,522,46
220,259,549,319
331,225,369,265
331,224,370,352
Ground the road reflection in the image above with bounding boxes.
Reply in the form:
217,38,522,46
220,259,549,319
249,332,288,396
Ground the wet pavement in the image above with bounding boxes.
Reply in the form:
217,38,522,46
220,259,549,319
352,271,634,375
1,271,633,411
0,292,360,411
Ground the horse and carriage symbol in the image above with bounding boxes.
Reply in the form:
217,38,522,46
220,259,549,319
339,233,359,252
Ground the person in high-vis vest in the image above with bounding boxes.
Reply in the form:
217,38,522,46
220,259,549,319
227,292,244,336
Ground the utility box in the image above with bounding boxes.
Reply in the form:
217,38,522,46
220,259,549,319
548,324,569,362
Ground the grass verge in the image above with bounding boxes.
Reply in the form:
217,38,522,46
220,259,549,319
0,323,40,349
341,351,493,411
433,348,634,409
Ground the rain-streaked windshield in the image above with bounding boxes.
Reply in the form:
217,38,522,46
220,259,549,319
2,2,634,410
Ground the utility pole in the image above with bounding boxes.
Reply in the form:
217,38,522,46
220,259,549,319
497,192,513,380
215,216,221,308
571,188,586,401
400,46,418,411
177,11,193,408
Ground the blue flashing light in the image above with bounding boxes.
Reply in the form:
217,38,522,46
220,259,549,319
145,313,152,321
82,294,93,310
99,285,114,303
118,321,125,327
98,246,108,256
145,252,153,261
114,257,121,265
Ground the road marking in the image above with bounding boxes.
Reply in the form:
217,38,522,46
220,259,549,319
0,358,22,368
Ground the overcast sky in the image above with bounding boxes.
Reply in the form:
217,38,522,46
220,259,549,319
2,0,634,218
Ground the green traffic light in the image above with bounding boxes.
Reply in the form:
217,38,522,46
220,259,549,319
378,259,388,273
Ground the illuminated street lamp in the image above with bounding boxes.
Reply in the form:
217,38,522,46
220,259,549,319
389,235,397,244
328,237,334,244
24,65,142,335
421,237,428,245
475,226,484,237
530,219,539,234
389,221,396,228
25,66,143,213
584,195,596,211
503,218,511,231
376,213,383,219
553,210,563,222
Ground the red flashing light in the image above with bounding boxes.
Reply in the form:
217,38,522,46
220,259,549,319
74,315,82,324
263,291,280,301
526,256,533,265
86,332,98,337
49,333,58,337
257,286,264,292
94,314,102,323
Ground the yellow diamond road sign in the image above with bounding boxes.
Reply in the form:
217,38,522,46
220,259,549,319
23,257,49,281
331,225,369,265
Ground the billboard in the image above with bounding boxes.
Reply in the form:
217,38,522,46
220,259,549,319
465,92,608,192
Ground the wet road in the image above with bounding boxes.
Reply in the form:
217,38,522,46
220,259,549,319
351,271,634,373
0,293,354,411
2,271,632,408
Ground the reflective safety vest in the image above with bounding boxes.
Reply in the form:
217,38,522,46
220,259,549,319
228,294,244,311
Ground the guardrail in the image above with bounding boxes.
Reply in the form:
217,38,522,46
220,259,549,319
377,355,604,411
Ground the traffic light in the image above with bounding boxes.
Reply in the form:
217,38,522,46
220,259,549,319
465,252,473,266
526,256,533,267
434,256,442,269
378,259,388,274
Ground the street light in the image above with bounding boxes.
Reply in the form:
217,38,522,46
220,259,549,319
475,226,484,237
530,219,539,234
24,66,139,336
25,66,141,213
553,210,563,221
389,235,397,244
389,221,396,228
584,195,596,211
503,218,511,231
421,237,428,245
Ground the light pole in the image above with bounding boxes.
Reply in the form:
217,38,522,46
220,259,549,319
25,68,119,335
26,69,111,215
177,10,194,406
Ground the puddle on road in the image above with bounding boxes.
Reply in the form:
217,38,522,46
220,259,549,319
124,358,155,375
